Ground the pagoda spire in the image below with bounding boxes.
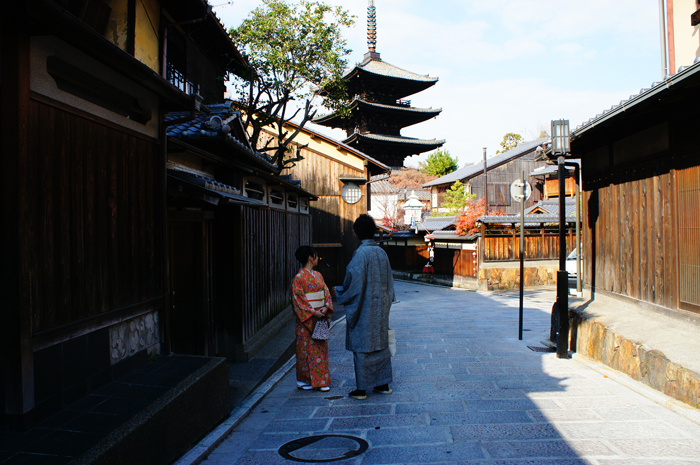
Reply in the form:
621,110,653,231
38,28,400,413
366,0,380,60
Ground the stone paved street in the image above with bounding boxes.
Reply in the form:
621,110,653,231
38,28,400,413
201,281,700,465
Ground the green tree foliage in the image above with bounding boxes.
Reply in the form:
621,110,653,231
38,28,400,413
439,181,475,215
419,149,459,176
495,132,523,154
230,0,354,169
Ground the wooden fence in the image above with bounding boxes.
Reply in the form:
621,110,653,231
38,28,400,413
482,231,576,261
383,243,478,279
237,206,311,345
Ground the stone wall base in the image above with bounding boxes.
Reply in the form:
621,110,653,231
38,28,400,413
571,311,700,410
393,271,477,290
477,265,558,291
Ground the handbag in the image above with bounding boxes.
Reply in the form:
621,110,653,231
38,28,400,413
388,328,396,356
311,319,331,340
306,290,330,340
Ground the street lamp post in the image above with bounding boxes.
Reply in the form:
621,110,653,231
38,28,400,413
551,119,570,359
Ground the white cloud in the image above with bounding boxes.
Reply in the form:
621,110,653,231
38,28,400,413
216,0,663,168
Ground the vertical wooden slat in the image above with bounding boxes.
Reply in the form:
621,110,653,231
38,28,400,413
665,169,676,309
654,173,664,307
640,178,649,301
630,178,640,300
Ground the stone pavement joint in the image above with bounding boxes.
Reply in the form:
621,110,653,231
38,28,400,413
182,281,700,465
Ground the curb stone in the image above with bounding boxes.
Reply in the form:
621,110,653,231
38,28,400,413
573,353,700,426
174,316,347,465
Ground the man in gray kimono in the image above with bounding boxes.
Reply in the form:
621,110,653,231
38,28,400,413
334,214,395,400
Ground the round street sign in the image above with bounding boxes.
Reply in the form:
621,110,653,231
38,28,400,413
510,179,532,202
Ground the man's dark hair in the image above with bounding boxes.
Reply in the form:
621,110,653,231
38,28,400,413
295,245,317,265
353,214,377,240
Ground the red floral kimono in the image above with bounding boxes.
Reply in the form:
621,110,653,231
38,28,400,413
291,268,333,388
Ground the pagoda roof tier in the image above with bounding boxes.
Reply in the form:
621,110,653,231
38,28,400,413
344,132,445,160
343,57,438,99
313,99,442,129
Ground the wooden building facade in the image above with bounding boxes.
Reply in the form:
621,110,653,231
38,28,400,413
423,137,551,215
265,124,389,286
1,0,247,427
166,105,315,362
572,62,700,316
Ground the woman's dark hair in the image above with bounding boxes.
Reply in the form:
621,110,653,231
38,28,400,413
295,245,317,265
353,214,377,240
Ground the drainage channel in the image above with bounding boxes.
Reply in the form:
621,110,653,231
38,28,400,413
527,345,556,353
278,435,369,463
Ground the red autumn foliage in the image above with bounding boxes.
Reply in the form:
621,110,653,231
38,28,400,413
454,198,506,236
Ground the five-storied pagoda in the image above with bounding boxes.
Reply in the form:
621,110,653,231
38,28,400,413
313,0,444,168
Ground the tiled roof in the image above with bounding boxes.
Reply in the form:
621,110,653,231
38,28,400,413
414,215,456,232
166,103,275,170
573,58,700,135
346,132,446,146
426,230,479,241
530,159,580,177
479,198,577,225
354,99,441,114
349,57,438,83
423,137,549,187
370,179,399,194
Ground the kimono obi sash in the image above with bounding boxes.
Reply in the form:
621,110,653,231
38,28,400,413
305,291,325,308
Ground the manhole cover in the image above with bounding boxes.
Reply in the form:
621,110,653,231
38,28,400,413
278,435,369,463
527,345,556,353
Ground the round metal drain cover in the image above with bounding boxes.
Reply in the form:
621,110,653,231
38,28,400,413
278,434,369,463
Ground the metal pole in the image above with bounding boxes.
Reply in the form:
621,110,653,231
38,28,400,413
557,156,569,359
519,171,525,341
659,0,668,77
575,169,581,294
483,147,488,216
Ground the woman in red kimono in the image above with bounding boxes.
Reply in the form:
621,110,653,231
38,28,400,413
291,246,333,391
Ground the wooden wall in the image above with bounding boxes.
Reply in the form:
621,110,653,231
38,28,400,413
434,247,477,278
284,145,367,286
229,206,311,347
483,232,575,261
383,242,428,272
383,243,478,279
468,153,544,215
578,115,700,314
583,161,678,310
24,97,164,335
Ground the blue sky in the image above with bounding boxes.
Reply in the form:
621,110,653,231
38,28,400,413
216,0,663,166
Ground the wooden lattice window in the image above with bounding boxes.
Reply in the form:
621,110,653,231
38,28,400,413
677,165,700,313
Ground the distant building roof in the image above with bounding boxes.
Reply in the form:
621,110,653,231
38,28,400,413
313,99,441,127
423,137,549,188
370,179,399,194
530,159,580,177
345,132,446,147
347,57,439,84
414,215,456,232
426,230,479,241
479,198,577,225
